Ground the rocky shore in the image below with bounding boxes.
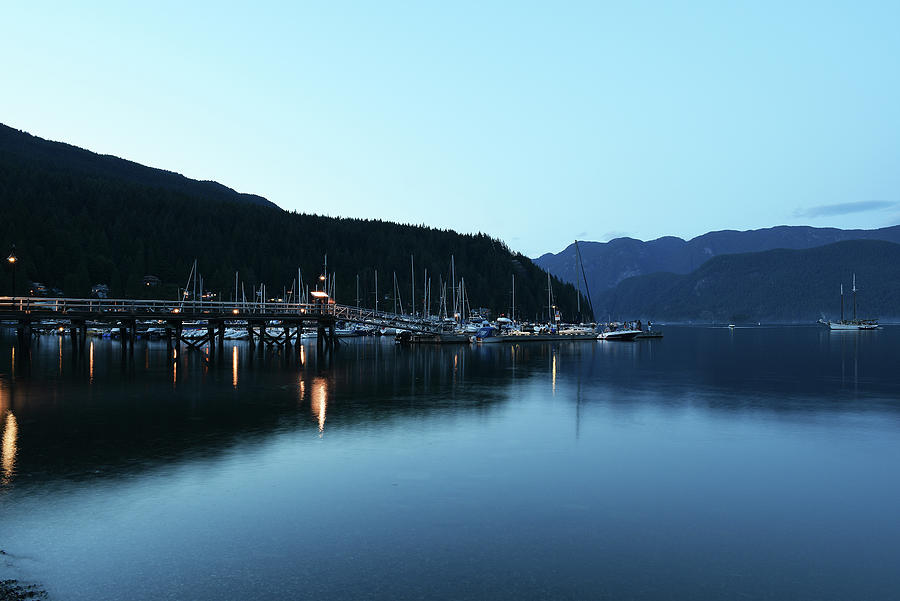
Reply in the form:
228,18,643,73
0,580,46,601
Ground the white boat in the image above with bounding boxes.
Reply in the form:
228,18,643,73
597,329,641,341
475,325,597,343
826,274,878,330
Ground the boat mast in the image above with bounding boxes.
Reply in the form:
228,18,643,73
840,283,844,322
547,272,551,323
852,273,857,321
575,240,595,322
451,255,456,321
574,246,581,319
374,269,378,313
511,274,515,325
410,255,415,318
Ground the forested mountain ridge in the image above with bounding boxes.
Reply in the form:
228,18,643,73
0,123,276,209
596,240,900,323
0,124,584,319
536,225,900,295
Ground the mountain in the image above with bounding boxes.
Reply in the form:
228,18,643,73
0,123,277,209
0,123,583,318
535,225,900,297
595,240,900,323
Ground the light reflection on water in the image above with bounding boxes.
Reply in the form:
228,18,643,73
310,377,328,435
1,410,16,486
232,345,238,388
0,327,899,601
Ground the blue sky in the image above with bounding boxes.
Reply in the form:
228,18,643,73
3,1,899,256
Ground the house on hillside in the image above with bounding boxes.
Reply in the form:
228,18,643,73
142,275,161,288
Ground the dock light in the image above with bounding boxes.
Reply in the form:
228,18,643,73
6,245,16,297
172,308,181,314
232,309,239,315
310,291,329,299
319,274,326,281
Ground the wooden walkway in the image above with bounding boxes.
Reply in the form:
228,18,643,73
0,296,443,352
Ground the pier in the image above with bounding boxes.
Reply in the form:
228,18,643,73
0,296,442,354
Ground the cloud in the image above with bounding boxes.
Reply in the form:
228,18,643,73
794,200,898,218
601,230,631,241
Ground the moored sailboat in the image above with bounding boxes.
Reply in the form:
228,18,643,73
827,274,878,330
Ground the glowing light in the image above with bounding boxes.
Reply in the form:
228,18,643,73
89,342,94,383
2,411,17,486
299,344,305,365
232,345,238,388
172,308,180,313
6,256,15,264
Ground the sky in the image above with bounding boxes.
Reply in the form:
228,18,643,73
2,1,899,256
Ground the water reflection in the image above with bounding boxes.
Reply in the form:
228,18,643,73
232,345,238,388
310,377,328,435
0,328,898,490
2,330,900,601
552,352,557,394
2,410,17,485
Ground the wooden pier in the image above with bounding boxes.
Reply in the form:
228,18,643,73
0,296,442,354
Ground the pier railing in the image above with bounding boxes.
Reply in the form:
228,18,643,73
0,296,442,333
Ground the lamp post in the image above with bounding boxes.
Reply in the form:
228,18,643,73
6,245,17,297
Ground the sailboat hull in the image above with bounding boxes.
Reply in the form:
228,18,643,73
828,322,878,330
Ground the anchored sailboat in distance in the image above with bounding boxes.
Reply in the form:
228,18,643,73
827,274,878,330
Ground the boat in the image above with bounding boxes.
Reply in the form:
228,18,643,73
635,330,663,339
826,274,878,330
474,325,597,343
395,330,470,344
597,329,641,341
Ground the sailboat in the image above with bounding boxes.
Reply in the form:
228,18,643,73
827,274,878,330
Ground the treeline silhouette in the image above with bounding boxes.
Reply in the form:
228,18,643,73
0,124,586,321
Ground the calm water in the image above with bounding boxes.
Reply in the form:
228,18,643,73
1,326,899,600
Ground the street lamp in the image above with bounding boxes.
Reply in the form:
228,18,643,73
6,245,17,297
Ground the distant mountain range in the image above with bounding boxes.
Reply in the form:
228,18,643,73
0,123,276,209
0,123,581,317
536,225,900,294
535,225,900,322
593,240,900,323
